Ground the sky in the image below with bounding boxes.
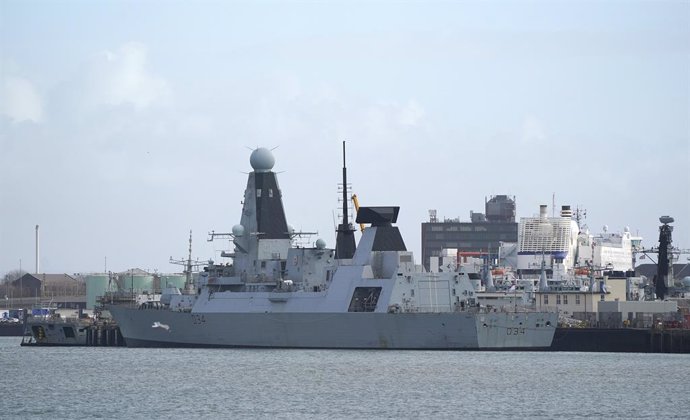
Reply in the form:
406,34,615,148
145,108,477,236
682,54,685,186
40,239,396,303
1,0,688,276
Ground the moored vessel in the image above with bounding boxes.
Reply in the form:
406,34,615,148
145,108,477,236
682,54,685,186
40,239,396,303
109,146,557,349
21,304,90,346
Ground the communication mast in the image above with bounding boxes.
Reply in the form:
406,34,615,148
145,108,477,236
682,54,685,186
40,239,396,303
335,141,356,259
169,230,206,292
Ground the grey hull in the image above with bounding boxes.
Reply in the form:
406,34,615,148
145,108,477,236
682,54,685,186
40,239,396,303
110,306,556,349
23,319,88,346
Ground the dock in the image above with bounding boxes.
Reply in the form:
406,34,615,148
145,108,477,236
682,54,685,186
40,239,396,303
84,324,126,346
550,327,690,353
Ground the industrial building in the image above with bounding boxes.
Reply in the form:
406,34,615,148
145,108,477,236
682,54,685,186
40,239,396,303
421,195,517,270
8,273,86,309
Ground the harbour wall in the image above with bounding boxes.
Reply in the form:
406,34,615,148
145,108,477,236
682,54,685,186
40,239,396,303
550,327,690,353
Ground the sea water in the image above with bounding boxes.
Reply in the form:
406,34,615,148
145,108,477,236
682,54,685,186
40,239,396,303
1,337,688,419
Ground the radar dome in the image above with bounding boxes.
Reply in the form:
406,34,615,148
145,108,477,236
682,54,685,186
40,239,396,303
250,148,275,172
315,238,326,249
232,224,245,237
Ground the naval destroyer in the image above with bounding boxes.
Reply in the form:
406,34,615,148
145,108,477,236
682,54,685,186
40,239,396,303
108,147,557,349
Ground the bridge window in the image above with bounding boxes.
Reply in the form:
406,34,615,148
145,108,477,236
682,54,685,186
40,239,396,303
348,287,382,312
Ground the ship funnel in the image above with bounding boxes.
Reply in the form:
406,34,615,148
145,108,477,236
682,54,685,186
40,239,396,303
560,205,573,218
539,205,548,220
484,267,495,291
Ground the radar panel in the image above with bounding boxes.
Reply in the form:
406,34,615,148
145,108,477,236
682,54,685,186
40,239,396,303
355,207,400,225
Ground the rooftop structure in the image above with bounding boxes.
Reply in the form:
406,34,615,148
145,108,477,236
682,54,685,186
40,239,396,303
421,195,517,270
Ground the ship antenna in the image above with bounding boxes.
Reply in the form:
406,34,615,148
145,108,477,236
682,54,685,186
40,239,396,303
170,230,204,293
342,141,348,227
187,229,193,286
335,141,356,259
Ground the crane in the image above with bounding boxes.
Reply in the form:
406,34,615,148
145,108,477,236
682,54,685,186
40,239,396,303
351,194,365,232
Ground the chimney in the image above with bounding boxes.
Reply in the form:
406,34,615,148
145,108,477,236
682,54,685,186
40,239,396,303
35,224,40,274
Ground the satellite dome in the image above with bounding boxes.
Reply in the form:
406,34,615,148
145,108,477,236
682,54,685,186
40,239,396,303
232,224,245,237
287,224,295,235
315,238,326,249
250,148,275,173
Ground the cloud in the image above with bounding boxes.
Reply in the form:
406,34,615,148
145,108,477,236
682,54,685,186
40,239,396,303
398,100,425,126
0,76,44,122
81,42,171,110
364,99,426,138
521,115,546,143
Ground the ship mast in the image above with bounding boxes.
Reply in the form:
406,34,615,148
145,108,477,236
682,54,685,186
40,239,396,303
335,141,356,259
656,216,673,300
169,230,204,293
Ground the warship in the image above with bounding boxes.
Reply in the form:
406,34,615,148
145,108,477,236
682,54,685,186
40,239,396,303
108,146,557,349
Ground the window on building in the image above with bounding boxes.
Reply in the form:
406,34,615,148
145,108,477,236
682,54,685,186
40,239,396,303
563,295,568,305
556,295,561,305
575,295,580,305
544,295,548,305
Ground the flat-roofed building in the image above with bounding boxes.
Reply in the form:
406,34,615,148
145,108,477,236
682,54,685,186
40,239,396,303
422,195,517,270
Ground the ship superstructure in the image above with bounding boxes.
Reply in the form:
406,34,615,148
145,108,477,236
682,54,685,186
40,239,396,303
517,205,579,273
578,227,640,272
108,148,556,349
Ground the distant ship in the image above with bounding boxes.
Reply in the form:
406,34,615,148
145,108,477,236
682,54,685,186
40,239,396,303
108,147,556,349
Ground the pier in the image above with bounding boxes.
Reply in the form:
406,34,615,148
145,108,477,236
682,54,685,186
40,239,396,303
550,327,690,353
84,324,126,347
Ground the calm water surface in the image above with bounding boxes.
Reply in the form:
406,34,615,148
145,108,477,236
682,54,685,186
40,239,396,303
1,337,688,419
